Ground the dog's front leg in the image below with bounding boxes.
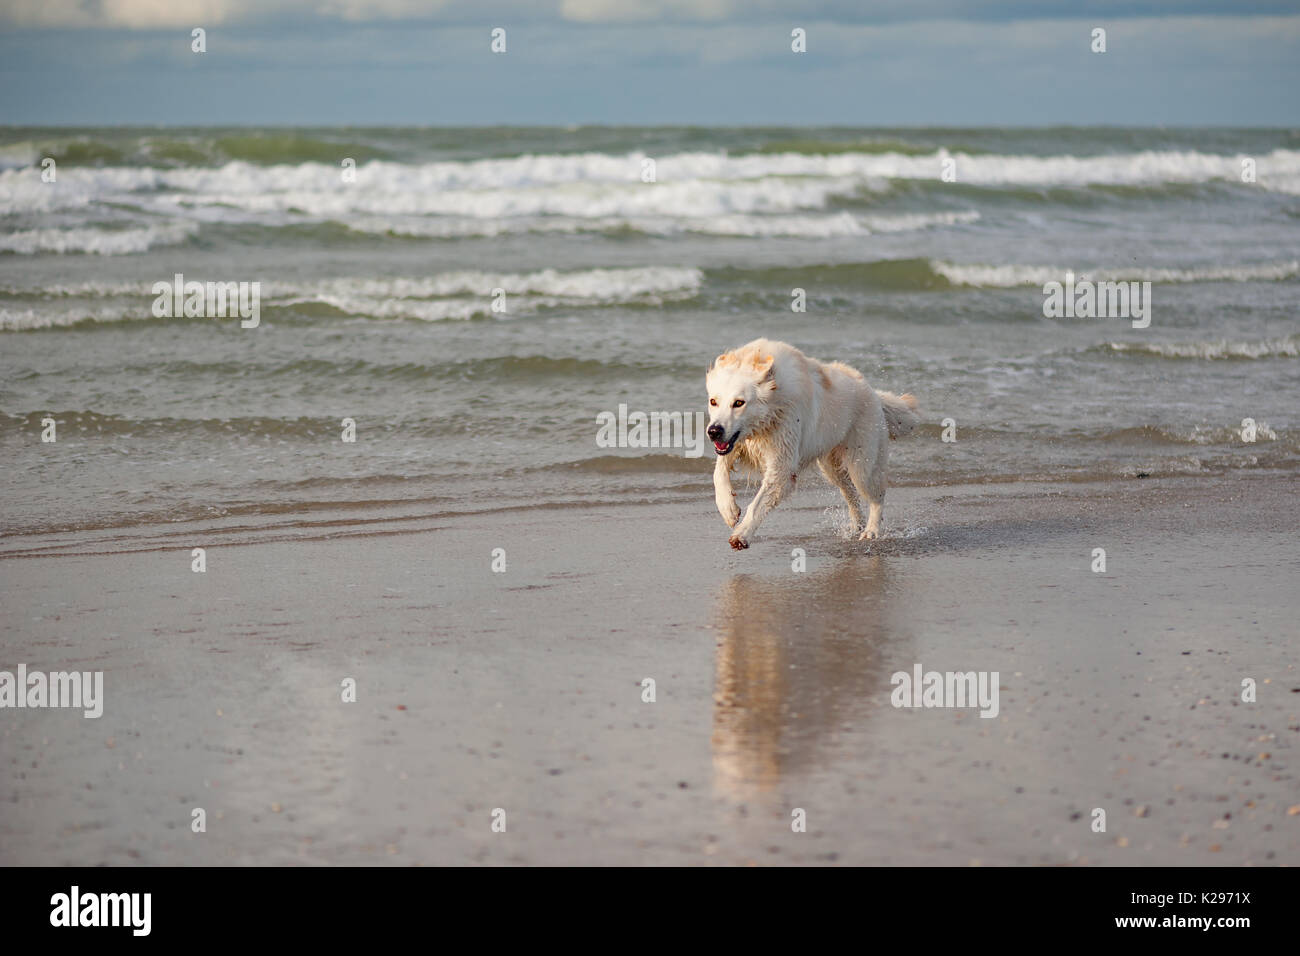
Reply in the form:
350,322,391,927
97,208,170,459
728,460,794,550
714,455,741,528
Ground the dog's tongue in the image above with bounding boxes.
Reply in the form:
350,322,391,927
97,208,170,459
714,440,729,452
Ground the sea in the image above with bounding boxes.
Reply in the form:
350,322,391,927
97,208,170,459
1,126,1296,543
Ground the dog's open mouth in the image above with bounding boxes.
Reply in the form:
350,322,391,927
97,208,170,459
713,435,738,456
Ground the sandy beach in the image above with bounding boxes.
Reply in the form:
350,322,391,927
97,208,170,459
1,472,1295,866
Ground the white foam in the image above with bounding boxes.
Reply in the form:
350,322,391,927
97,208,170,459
916,148,1300,189
934,259,1300,287
5,145,1292,257
1105,338,1299,360
0,278,148,296
1264,173,1300,195
288,266,701,320
0,266,704,329
278,266,703,301
347,212,869,238
0,305,145,331
347,209,978,239
5,147,1298,220
0,222,197,255
164,175,858,220
862,210,981,233
303,295,497,322
0,266,702,300
293,290,671,322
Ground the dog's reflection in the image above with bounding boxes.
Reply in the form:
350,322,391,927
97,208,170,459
711,555,908,798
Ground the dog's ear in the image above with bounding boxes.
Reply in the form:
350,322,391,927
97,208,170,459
715,352,739,369
752,354,775,381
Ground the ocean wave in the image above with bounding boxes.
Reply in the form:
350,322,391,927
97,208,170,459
0,222,197,255
178,174,861,220
752,138,944,156
1099,338,1299,360
0,278,156,297
299,266,702,300
709,257,949,291
5,147,1298,218
0,305,152,331
1071,423,1280,445
347,209,977,239
0,266,701,301
0,141,41,171
354,211,868,238
932,259,1300,287
291,294,551,322
0,132,399,171
909,422,1285,447
275,265,702,319
0,266,704,330
0,161,864,217
6,142,1292,256
709,256,1300,293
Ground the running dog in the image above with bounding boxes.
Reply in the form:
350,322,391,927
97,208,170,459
706,338,919,550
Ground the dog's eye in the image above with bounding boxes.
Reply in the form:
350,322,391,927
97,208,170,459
709,398,717,406
732,399,745,408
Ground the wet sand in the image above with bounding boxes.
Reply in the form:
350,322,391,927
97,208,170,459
1,473,1296,865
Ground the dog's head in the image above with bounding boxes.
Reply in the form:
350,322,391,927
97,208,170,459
705,349,776,456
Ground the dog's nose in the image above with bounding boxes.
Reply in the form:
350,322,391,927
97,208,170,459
706,423,725,441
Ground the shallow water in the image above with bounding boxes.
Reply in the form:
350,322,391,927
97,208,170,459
2,126,1297,536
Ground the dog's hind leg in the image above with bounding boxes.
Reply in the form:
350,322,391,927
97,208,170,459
817,452,863,535
844,423,889,540
858,471,886,541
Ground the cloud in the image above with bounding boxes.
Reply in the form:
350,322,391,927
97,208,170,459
1,0,97,28
7,1,1300,29
318,0,457,22
559,0,734,22
0,0,460,29
1,0,263,29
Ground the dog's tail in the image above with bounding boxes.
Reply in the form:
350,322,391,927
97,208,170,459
876,390,920,440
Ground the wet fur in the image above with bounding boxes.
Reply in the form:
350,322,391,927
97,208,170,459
705,338,919,549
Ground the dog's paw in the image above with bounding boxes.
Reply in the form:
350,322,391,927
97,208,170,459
722,507,740,528
858,527,879,541
728,533,750,550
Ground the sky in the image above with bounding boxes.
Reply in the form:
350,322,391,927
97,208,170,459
1,1,1297,126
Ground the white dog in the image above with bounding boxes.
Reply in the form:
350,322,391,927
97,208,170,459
705,338,919,550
